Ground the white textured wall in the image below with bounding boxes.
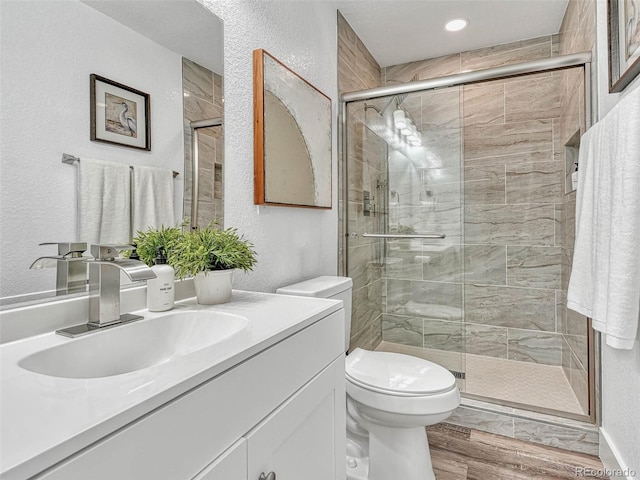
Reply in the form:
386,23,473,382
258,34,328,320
0,1,184,298
200,0,339,292
594,1,640,474
601,339,640,474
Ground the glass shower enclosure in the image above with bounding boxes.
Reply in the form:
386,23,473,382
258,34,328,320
342,54,594,420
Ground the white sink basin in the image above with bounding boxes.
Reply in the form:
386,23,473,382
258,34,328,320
18,311,249,379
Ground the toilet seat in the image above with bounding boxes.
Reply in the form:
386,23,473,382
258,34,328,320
346,348,456,396
346,375,460,418
346,375,453,397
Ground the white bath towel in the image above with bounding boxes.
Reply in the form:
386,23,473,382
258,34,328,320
78,157,131,247
131,165,175,235
567,85,640,350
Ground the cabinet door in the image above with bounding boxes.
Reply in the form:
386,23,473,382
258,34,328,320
193,439,247,480
246,357,346,480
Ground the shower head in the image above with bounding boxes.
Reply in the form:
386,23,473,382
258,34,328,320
364,103,383,116
392,75,417,109
395,93,408,108
364,75,419,122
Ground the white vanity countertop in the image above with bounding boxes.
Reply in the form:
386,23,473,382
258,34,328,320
0,291,342,480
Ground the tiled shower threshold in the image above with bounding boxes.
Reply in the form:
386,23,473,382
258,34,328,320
449,397,599,456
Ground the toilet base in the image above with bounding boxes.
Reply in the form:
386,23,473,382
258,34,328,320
346,425,435,480
346,454,368,480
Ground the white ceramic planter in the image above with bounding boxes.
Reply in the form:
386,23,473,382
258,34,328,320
193,270,234,305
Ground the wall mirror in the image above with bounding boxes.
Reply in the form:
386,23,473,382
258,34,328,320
0,0,223,308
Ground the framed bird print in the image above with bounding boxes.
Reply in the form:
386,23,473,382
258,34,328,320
90,74,151,150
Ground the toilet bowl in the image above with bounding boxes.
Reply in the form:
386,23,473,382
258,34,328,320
276,276,461,480
345,348,459,480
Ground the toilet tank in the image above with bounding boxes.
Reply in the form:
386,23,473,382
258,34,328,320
276,276,352,349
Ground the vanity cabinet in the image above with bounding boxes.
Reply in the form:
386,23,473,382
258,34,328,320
246,358,344,480
34,311,346,480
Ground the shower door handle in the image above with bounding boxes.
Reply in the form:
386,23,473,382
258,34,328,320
362,232,446,239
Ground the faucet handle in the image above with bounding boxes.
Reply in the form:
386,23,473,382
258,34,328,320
90,244,134,261
40,242,87,258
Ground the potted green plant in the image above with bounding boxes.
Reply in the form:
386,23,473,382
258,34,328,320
169,225,257,304
131,224,183,266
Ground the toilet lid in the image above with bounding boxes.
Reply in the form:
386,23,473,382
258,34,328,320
345,348,456,395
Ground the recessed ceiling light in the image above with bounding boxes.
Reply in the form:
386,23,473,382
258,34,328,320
445,18,469,32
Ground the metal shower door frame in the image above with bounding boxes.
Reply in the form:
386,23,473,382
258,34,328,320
190,117,223,230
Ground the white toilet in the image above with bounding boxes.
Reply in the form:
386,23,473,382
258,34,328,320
277,276,460,480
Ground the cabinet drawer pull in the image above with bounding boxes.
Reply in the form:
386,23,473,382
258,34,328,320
259,472,276,480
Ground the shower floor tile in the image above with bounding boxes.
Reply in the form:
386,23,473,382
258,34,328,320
375,342,586,415
464,353,585,415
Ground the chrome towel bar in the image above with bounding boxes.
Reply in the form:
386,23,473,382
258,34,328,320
62,153,179,178
361,232,446,239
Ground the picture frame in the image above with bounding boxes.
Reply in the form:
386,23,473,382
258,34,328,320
608,0,640,93
253,49,332,209
90,74,151,150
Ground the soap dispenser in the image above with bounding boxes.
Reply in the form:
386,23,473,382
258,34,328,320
147,246,175,312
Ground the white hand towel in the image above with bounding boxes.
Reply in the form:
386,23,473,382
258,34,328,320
567,85,640,349
78,158,131,247
131,165,175,235
566,124,602,325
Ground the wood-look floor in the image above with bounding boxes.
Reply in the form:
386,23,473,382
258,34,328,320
428,423,609,480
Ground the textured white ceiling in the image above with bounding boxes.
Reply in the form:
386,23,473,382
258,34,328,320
337,0,569,67
83,1,569,76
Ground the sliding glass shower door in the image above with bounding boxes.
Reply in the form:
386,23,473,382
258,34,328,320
344,86,466,381
343,63,591,419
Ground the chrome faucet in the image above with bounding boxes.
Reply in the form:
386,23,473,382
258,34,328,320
57,244,157,338
30,242,88,295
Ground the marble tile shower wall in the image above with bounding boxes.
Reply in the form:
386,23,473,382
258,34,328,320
337,13,385,351
381,36,589,385
182,58,224,228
